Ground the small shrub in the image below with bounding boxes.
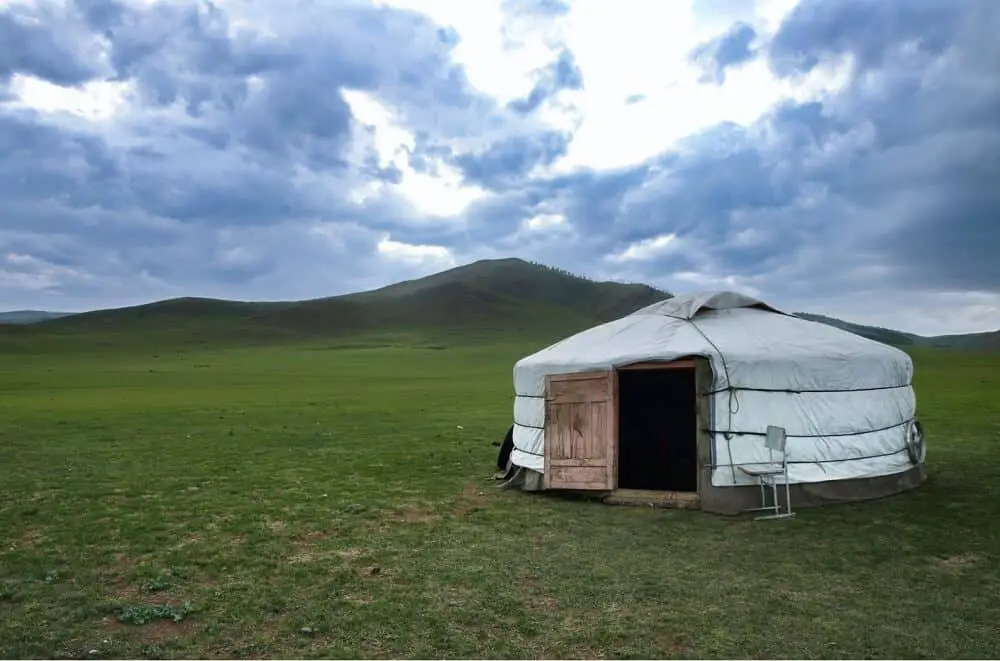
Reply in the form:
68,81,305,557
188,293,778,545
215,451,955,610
0,582,18,602
116,601,196,625
140,574,173,593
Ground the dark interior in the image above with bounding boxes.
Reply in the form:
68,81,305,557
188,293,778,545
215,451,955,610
617,367,698,491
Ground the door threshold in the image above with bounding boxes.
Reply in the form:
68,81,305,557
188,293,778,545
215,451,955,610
604,489,701,509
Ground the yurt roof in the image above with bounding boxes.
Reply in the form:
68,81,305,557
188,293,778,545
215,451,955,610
513,290,913,394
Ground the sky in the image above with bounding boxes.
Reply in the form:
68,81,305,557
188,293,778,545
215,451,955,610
1,0,998,336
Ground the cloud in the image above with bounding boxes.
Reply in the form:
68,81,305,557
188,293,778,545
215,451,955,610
377,234,456,268
689,21,759,84
607,234,681,263
763,0,1000,295
1,0,998,336
501,0,570,18
507,49,583,114
767,0,967,77
454,130,570,188
0,2,106,86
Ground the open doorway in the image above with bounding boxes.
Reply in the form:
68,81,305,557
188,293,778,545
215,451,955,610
616,365,698,492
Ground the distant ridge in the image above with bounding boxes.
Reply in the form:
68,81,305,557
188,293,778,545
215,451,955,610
0,310,74,325
793,312,922,347
793,312,1000,351
3,257,996,351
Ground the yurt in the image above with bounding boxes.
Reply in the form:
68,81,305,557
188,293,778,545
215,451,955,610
503,291,927,515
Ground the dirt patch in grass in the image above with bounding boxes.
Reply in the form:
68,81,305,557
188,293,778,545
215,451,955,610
287,551,318,564
100,553,142,600
776,588,817,604
454,484,489,515
296,529,337,544
523,591,558,611
287,534,369,565
262,517,286,533
383,485,488,525
653,632,695,655
390,504,441,524
287,549,357,565
136,617,193,644
102,612,196,650
11,527,46,551
105,615,195,644
516,574,559,610
26,488,62,503
440,585,477,607
935,552,982,572
343,592,374,607
287,545,342,564
170,533,202,551
106,584,140,601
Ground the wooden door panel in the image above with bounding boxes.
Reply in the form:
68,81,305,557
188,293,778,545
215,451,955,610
549,378,611,404
543,370,616,491
547,466,609,490
547,403,608,460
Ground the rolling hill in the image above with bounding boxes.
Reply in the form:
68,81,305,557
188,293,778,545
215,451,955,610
2,258,671,348
793,313,1000,350
793,312,924,347
2,257,996,351
0,310,74,324
922,329,1000,351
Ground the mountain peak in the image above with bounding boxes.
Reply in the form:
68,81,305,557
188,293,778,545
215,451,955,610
340,257,670,307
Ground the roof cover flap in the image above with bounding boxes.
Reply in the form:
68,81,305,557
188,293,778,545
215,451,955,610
631,290,787,320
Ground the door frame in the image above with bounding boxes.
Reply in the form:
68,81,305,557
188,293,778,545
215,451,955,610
615,358,700,494
541,357,707,500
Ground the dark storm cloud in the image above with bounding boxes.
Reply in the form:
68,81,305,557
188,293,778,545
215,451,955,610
689,21,757,84
765,0,1000,292
69,0,488,156
2,0,999,318
81,1,360,157
0,0,508,309
0,106,330,229
454,130,571,188
0,2,105,86
768,0,969,77
515,0,1000,298
0,111,125,215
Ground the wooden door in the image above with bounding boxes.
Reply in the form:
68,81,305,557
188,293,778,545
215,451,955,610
543,370,617,491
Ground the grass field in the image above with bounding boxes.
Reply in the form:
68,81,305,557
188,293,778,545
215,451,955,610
1,340,999,659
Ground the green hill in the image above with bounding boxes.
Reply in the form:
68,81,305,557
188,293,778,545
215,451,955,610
342,258,664,320
924,330,1000,351
793,312,924,346
2,258,670,350
0,310,74,324
793,312,1000,351
3,256,996,352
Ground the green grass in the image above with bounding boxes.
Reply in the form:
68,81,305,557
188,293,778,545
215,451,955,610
1,341,998,659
